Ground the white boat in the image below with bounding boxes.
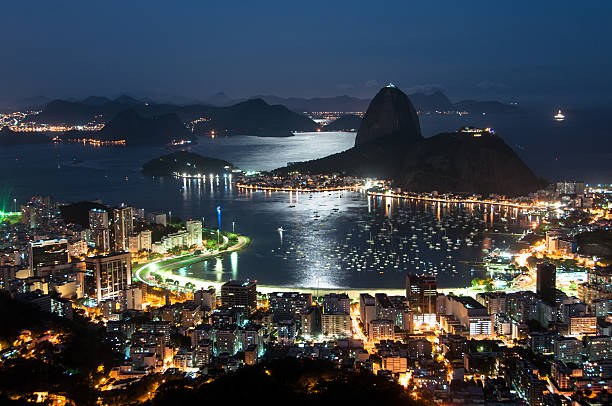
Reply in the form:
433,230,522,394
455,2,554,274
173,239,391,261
554,109,565,121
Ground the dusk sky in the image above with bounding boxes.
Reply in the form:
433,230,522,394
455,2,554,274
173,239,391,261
2,1,611,106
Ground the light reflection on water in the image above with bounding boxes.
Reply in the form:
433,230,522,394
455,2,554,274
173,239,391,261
0,131,543,289
180,179,533,290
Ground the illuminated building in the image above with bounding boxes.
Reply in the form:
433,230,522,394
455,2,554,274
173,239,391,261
438,295,493,337
554,337,582,364
406,273,437,327
139,230,152,251
221,279,257,314
322,293,350,314
268,292,312,319
321,312,351,337
475,291,506,315
89,208,110,252
185,220,203,246
555,181,585,196
578,267,612,305
216,325,240,355
382,356,407,373
113,205,133,252
28,239,69,276
369,319,394,342
194,287,216,310
569,315,597,336
29,293,73,320
359,293,376,327
300,305,322,336
120,286,143,311
85,252,132,302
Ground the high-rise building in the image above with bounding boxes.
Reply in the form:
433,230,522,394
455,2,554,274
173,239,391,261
369,319,394,342
268,292,312,319
322,293,350,314
113,205,133,252
359,293,376,327
89,208,110,252
406,274,437,327
221,279,257,314
321,312,351,337
85,252,132,302
128,234,140,253
28,239,69,276
185,220,203,247
140,230,152,252
536,262,556,304
438,295,493,337
120,286,143,311
300,305,322,336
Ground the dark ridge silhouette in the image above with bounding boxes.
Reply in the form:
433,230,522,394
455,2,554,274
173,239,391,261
193,98,318,137
35,97,317,137
322,114,362,132
98,109,195,145
354,85,422,146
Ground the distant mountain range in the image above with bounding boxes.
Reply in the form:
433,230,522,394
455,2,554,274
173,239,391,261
17,89,519,145
33,96,318,140
206,91,520,115
276,85,544,196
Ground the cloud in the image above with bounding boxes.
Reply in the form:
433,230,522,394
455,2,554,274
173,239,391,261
476,80,511,90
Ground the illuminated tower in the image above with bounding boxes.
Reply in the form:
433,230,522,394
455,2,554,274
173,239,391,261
89,208,110,252
113,205,133,252
406,273,437,327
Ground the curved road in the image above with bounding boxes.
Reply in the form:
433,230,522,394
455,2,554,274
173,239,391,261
134,235,249,291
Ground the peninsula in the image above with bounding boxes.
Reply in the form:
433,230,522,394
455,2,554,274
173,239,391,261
141,151,235,177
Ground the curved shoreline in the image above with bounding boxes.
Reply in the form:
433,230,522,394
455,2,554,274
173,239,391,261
235,183,360,193
133,235,481,300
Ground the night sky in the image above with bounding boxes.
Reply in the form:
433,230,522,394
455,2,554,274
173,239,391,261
1,1,611,107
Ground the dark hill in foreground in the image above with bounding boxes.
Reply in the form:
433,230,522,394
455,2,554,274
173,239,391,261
276,86,544,196
142,151,234,176
150,358,420,405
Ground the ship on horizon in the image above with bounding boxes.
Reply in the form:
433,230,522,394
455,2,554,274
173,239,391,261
554,109,565,121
